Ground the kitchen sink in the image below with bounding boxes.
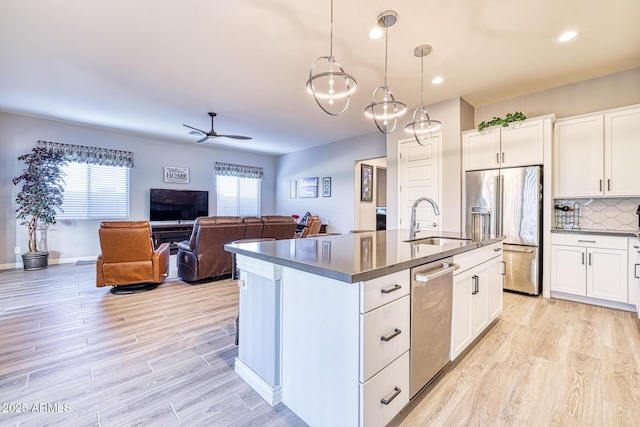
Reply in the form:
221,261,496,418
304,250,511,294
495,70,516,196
406,237,471,245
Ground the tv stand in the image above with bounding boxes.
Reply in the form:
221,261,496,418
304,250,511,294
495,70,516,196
150,223,194,254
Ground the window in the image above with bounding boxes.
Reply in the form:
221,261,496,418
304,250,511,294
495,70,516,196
216,175,261,216
215,162,263,217
58,162,130,220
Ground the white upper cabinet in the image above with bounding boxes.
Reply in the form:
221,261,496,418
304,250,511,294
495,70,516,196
553,115,604,198
464,127,501,171
554,105,640,198
463,116,547,171
605,108,640,197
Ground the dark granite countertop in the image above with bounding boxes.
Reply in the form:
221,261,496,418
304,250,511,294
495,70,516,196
551,229,639,238
225,229,504,283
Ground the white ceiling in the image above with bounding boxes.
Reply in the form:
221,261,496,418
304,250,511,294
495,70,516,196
1,1,639,155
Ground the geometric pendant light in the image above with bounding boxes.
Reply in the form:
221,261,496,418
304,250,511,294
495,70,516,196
306,0,358,116
404,44,442,145
364,10,407,134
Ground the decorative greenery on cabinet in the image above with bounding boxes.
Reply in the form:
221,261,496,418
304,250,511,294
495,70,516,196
478,112,527,131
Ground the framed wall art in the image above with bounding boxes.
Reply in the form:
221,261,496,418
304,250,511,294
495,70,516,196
322,177,331,197
360,164,373,202
164,166,189,184
298,177,318,198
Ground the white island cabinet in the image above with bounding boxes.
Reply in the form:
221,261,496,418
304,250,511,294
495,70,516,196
451,241,504,360
227,231,505,427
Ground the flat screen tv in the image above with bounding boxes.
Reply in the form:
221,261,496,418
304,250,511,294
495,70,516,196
149,189,209,222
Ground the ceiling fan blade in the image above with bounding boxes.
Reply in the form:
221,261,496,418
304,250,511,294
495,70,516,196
217,135,253,140
197,135,210,143
183,124,207,135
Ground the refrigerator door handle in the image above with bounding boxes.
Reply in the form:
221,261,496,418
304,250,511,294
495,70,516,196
494,175,501,236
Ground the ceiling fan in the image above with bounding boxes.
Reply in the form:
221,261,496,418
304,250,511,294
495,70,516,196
183,112,252,143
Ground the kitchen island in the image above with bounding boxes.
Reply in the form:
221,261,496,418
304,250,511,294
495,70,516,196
225,230,504,427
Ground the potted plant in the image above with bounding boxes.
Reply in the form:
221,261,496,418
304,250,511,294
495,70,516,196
12,146,66,270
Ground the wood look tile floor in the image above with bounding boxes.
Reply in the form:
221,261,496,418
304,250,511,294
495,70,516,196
1,260,639,426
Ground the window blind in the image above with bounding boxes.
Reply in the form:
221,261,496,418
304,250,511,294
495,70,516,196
58,163,130,220
216,175,261,216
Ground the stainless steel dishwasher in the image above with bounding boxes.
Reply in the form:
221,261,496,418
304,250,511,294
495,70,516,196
410,256,459,398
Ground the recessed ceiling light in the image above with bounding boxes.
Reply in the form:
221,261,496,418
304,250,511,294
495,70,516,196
558,31,579,42
432,76,444,84
369,27,383,40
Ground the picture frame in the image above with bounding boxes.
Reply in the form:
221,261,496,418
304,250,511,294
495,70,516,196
360,164,373,202
298,177,318,198
290,180,297,198
322,177,331,197
163,166,189,184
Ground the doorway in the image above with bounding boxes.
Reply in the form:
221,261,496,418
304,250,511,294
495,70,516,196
353,157,387,232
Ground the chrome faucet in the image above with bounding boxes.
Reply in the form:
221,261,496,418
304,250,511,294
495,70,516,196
409,197,440,240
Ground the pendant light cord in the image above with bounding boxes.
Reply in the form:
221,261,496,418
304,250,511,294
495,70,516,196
329,0,334,58
420,53,424,106
383,26,388,87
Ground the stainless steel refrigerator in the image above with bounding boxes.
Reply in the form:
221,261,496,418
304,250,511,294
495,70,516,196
465,166,542,295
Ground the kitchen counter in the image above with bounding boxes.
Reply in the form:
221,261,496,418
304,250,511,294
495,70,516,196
225,229,503,283
225,230,504,427
551,228,639,238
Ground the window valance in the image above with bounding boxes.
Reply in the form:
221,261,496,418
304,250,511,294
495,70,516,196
37,140,134,168
214,162,264,179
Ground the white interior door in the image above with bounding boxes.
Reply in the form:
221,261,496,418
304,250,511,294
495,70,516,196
398,135,441,232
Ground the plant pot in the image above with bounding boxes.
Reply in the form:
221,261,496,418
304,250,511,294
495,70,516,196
22,252,49,271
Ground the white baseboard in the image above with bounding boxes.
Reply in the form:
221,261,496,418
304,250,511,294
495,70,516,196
0,256,98,271
234,357,282,407
550,291,637,313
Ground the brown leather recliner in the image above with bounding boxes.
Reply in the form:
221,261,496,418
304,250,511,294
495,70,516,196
261,215,297,239
243,217,264,239
177,216,247,282
97,221,170,294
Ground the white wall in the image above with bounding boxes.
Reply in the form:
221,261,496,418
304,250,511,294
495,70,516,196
475,68,640,125
276,132,386,234
386,98,472,233
0,112,277,268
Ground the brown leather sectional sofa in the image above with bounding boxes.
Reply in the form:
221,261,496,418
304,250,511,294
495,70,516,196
176,215,296,282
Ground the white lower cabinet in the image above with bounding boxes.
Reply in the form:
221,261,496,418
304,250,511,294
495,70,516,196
551,233,628,303
451,242,503,360
360,351,410,427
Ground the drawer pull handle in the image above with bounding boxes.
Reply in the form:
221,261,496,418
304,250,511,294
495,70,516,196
494,247,502,252
578,240,596,244
635,263,639,279
501,261,506,276
381,284,402,294
381,328,402,342
381,386,401,405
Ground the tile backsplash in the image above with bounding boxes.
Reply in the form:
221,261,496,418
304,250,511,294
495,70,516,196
554,198,640,232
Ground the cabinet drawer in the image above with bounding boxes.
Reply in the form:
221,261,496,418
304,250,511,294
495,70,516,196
551,233,628,250
360,295,410,382
360,270,409,313
454,242,503,274
360,351,410,427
